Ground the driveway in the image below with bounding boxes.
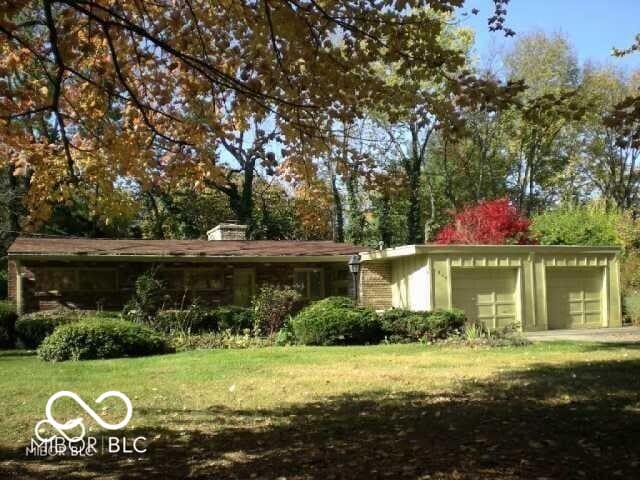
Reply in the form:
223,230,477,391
525,326,640,343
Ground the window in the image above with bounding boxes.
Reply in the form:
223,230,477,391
157,269,186,291
186,268,224,291
36,268,77,292
294,268,324,300
78,269,117,291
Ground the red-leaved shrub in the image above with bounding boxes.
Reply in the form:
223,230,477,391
435,198,534,245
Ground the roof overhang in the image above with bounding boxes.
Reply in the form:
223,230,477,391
8,253,354,263
360,244,622,261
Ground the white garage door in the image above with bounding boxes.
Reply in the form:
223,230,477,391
451,268,518,329
546,267,603,329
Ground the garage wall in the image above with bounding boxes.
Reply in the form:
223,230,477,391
425,249,621,331
390,255,431,310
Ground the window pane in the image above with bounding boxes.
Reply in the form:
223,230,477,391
294,271,307,296
158,269,185,290
78,270,117,291
309,270,323,299
187,269,224,290
39,269,77,291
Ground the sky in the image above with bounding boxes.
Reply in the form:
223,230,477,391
459,0,640,72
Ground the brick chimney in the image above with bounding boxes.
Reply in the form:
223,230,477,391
206,222,248,240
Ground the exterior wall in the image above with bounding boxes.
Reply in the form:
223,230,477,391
391,254,431,310
15,259,351,313
368,248,622,331
359,261,392,310
7,260,17,305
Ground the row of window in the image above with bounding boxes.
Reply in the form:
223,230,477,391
34,268,225,293
32,267,349,299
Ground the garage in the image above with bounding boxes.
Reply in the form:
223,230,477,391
451,268,518,329
546,267,604,329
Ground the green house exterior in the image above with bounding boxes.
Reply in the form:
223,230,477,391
359,245,622,332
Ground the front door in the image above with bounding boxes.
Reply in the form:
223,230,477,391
233,268,255,306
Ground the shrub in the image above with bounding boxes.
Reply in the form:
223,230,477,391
426,309,467,339
462,321,530,347
38,319,171,361
252,285,304,336
15,310,120,349
212,306,254,333
123,269,166,324
291,296,383,345
0,301,17,348
380,308,466,342
155,305,254,334
0,268,7,300
623,294,640,325
170,329,272,351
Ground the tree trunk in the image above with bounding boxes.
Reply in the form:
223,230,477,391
346,174,364,244
405,157,424,244
330,173,344,242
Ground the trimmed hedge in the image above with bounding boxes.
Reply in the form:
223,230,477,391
15,310,120,349
380,308,466,342
0,301,17,348
291,297,384,345
38,319,172,361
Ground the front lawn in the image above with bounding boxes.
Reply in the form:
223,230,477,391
1,342,639,479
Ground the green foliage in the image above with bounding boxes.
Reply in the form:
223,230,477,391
531,203,622,246
274,320,297,346
123,269,166,324
462,322,531,347
380,308,466,342
170,329,272,351
0,268,7,299
38,319,171,362
291,296,383,346
252,285,304,336
155,305,254,334
0,301,17,348
15,310,120,348
623,294,640,326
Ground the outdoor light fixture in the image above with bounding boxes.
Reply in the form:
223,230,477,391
348,254,361,303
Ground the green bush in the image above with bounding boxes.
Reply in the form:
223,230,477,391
252,285,304,336
170,329,272,351
0,301,17,348
426,309,467,339
380,308,466,342
38,319,171,361
123,269,166,324
531,203,622,246
0,268,7,300
15,310,120,349
291,296,383,346
155,305,254,334
623,294,640,325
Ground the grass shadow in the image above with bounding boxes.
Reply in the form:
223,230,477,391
1,358,639,479
0,349,36,359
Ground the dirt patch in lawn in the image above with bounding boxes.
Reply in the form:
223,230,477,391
1,355,639,479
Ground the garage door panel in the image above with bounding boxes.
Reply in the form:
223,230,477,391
547,267,603,330
452,268,518,329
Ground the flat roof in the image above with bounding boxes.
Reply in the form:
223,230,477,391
360,244,622,261
8,237,364,260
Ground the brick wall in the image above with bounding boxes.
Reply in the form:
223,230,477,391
359,261,392,310
15,259,350,313
7,260,16,305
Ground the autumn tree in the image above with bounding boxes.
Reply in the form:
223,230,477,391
435,198,532,245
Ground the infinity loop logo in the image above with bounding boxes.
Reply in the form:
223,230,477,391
34,390,133,443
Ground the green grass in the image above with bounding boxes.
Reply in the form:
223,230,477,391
1,342,640,479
